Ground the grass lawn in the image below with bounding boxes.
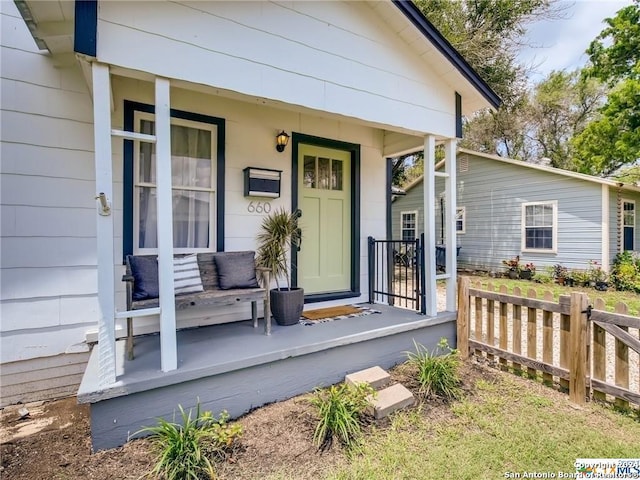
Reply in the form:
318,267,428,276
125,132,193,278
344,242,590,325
467,275,640,316
324,365,640,480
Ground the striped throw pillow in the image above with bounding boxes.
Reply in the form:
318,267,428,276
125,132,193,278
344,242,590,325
173,254,204,295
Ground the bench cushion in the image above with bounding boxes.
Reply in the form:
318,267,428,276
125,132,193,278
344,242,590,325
173,254,204,295
129,255,159,300
215,251,260,290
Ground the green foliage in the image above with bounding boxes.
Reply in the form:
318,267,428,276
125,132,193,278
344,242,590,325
529,70,606,169
614,164,640,183
571,78,640,176
570,269,591,286
611,251,640,293
534,272,554,284
585,0,640,85
413,0,565,159
407,338,462,401
201,410,244,462
255,207,302,290
309,382,375,451
139,404,242,480
575,1,640,176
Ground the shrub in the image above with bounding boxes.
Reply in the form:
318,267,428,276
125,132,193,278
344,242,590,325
611,251,640,293
309,382,375,451
407,337,462,401
570,269,591,286
587,260,608,283
139,403,242,480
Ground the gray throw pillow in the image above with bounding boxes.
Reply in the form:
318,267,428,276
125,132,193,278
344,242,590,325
128,255,159,300
215,252,259,290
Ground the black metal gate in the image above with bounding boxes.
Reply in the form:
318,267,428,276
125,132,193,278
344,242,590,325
367,235,425,313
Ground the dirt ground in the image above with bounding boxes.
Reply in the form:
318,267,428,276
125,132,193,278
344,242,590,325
0,361,496,480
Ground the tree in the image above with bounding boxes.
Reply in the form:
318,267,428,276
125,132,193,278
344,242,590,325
527,70,606,169
586,0,640,85
413,0,566,159
572,78,640,175
573,0,640,175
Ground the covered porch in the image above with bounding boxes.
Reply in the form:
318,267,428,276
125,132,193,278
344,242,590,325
79,304,456,450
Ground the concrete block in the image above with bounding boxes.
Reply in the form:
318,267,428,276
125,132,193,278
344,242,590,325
367,383,414,419
345,366,390,390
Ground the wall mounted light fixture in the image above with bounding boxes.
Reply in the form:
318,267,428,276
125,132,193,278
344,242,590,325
276,130,290,152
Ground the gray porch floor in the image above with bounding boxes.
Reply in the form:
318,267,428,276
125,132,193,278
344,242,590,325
78,304,456,403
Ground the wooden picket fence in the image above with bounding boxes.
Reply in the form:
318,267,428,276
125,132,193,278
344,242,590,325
456,276,640,407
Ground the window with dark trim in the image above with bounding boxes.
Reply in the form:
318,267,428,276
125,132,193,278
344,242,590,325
122,101,225,260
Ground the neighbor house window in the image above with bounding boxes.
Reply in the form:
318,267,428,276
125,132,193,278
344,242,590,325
134,114,216,253
622,200,635,251
401,211,418,241
522,201,557,252
456,207,466,234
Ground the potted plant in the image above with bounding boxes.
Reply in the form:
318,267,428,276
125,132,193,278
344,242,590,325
588,260,609,291
520,262,535,280
256,207,303,326
553,263,569,285
502,256,521,279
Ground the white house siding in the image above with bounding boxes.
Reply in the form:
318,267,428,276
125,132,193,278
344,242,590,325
455,154,604,272
96,0,458,139
1,2,95,405
95,73,387,338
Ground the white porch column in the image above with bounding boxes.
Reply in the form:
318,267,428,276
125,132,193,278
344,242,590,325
155,77,178,372
423,135,437,317
444,139,458,311
92,63,116,386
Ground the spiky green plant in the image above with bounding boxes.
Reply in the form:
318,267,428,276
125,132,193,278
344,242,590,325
255,207,302,290
138,403,241,480
309,382,375,451
407,337,462,401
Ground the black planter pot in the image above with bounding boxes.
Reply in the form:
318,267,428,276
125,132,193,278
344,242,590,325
270,288,304,326
595,281,609,291
507,269,519,279
519,269,533,280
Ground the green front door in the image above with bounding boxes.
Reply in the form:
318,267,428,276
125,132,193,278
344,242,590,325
298,144,351,294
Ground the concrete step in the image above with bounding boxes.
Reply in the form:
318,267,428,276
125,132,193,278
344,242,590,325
345,366,391,390
367,383,415,419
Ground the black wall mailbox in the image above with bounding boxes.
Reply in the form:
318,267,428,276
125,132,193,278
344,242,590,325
243,167,282,198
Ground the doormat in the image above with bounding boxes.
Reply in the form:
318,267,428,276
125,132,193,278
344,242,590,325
302,305,362,320
299,304,381,326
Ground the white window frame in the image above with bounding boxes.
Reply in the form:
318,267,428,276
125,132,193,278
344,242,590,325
521,200,558,253
456,206,466,234
400,210,418,241
133,112,216,254
622,199,636,251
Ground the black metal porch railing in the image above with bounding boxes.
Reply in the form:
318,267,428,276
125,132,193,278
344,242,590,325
368,235,425,313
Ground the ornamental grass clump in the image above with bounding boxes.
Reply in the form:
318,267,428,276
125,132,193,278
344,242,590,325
407,337,462,401
309,382,375,451
138,403,242,480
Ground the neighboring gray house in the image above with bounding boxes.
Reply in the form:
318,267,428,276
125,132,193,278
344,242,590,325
392,148,640,274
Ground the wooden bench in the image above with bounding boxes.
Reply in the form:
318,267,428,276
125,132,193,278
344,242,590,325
123,251,270,360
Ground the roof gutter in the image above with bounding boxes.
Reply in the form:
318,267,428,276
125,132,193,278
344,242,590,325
392,0,502,110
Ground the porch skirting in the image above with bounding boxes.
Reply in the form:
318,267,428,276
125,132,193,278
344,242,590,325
78,306,456,451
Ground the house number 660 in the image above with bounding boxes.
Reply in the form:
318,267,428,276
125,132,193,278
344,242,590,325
247,201,271,214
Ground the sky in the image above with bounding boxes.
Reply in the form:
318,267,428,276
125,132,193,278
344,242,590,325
517,0,633,83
